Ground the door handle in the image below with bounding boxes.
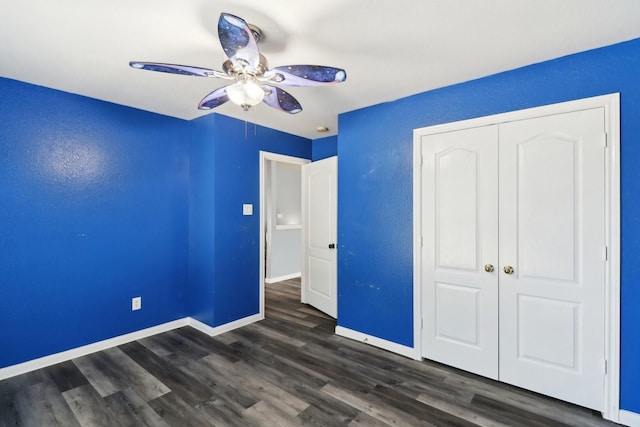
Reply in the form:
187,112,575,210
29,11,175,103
328,243,336,249
503,265,514,275
484,264,494,273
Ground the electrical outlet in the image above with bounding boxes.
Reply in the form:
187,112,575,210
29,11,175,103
132,297,142,311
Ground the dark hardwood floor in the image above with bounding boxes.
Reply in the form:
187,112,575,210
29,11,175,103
0,279,618,426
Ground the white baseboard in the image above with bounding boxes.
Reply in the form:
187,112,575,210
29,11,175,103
620,409,640,427
264,272,301,284
0,313,263,381
188,313,262,336
0,318,189,381
335,326,421,360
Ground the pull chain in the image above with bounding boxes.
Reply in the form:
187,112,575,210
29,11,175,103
242,107,259,139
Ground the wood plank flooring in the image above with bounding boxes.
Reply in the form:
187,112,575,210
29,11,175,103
0,279,619,426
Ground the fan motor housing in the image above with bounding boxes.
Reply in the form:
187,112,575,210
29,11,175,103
222,54,269,77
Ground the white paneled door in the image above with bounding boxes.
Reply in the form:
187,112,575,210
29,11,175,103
302,156,337,318
420,107,606,411
420,125,500,379
498,109,605,411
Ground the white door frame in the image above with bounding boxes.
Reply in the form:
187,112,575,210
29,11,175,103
259,151,310,319
413,93,620,422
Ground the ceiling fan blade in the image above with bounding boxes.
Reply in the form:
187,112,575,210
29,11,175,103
129,62,227,78
218,13,260,70
265,65,347,87
198,86,230,110
262,85,302,114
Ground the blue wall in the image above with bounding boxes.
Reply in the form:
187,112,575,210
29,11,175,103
337,37,640,412
0,78,312,369
211,116,310,325
189,115,311,326
312,135,338,161
188,114,310,327
187,117,218,325
0,79,190,368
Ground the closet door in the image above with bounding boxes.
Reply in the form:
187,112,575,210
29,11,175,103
498,108,606,411
420,125,499,379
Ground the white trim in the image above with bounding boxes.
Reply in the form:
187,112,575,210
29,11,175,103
335,326,421,360
413,93,620,422
265,272,301,284
620,410,640,427
275,224,302,230
412,130,423,368
604,93,622,423
413,94,618,136
0,313,264,381
0,318,189,380
188,313,262,336
259,151,310,320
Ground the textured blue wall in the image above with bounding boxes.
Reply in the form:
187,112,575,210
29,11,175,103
187,118,218,325
338,38,640,412
0,78,311,369
312,135,338,161
210,115,310,325
0,78,190,368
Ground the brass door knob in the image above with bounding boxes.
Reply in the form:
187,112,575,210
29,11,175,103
503,265,514,275
484,264,494,273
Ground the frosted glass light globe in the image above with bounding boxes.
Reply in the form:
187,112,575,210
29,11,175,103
227,79,265,107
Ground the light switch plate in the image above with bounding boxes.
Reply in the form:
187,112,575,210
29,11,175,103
243,204,253,215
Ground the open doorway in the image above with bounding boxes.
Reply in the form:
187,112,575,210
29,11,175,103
265,160,302,283
258,151,310,319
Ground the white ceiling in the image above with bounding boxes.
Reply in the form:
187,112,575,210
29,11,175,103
2,1,640,140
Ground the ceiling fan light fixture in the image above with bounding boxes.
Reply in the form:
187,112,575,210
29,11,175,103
130,13,346,115
226,78,264,109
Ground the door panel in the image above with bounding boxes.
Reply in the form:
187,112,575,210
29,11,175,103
498,108,605,410
436,148,481,270
309,170,331,248
309,257,332,296
517,295,579,369
434,282,481,346
516,137,577,281
302,157,337,318
421,125,499,379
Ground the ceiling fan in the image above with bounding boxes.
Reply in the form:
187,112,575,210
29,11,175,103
130,13,347,114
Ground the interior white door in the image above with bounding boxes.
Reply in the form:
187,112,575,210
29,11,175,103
302,156,337,318
420,125,500,379
498,108,606,411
